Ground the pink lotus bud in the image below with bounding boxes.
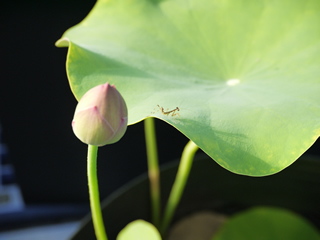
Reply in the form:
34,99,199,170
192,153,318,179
72,83,128,146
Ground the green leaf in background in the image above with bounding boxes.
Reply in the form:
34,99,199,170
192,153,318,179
117,220,162,240
56,0,320,176
212,207,320,240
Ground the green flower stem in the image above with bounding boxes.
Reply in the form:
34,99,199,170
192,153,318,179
144,117,161,228
160,140,199,234
87,145,108,240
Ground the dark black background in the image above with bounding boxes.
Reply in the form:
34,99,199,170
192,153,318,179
0,1,189,204
1,1,319,206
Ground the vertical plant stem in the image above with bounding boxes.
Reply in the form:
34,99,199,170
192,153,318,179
160,140,199,234
87,144,108,240
144,117,161,228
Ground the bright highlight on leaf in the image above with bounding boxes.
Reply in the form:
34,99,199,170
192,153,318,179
57,0,320,176
226,79,240,86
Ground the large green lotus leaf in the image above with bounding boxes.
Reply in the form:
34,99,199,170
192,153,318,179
56,0,320,176
212,207,320,240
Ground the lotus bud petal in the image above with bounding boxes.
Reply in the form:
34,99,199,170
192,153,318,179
72,83,128,146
